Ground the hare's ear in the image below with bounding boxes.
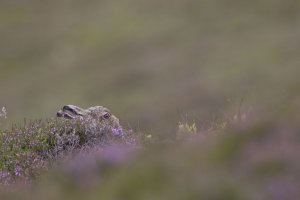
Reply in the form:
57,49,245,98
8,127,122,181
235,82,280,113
57,110,75,119
63,105,86,116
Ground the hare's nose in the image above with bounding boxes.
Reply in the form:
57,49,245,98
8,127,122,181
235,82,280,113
57,110,63,117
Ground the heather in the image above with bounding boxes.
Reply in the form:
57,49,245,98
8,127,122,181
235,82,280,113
0,118,136,186
1,111,300,199
1,0,300,199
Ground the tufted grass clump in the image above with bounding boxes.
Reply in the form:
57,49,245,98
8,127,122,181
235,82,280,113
176,121,197,139
0,118,137,186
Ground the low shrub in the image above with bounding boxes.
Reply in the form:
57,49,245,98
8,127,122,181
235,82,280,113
0,118,136,185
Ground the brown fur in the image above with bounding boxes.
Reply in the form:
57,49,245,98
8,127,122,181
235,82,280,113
57,105,120,128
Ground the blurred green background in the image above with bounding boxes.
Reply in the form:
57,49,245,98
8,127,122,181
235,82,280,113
1,0,300,133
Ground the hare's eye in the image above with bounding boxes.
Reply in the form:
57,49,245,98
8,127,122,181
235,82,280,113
103,113,110,119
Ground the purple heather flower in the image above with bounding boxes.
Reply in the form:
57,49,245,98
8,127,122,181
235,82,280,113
0,171,9,179
14,166,22,177
111,127,123,136
0,171,11,186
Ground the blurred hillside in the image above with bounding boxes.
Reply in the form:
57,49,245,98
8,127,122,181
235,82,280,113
1,0,300,133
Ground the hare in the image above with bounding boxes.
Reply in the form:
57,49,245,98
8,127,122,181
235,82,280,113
57,105,120,128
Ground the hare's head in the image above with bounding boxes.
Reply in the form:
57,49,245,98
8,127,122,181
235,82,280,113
57,105,120,128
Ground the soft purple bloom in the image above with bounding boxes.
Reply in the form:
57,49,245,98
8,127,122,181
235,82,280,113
0,171,11,186
102,145,131,164
14,166,22,177
0,171,10,179
111,127,123,136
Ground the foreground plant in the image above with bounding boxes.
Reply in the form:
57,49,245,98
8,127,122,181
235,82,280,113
0,116,137,186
